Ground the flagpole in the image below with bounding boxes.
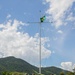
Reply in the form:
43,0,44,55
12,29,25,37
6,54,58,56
39,22,41,74
39,10,42,75
27,12,50,75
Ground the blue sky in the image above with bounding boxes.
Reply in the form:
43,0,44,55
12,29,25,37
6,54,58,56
0,0,75,71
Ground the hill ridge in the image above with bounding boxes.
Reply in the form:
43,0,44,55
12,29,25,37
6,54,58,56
0,56,69,75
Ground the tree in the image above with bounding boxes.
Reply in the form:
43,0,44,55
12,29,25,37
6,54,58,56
60,72,65,75
66,72,74,75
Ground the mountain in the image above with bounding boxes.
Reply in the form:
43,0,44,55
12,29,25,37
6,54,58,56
0,56,38,74
42,66,68,75
0,56,69,75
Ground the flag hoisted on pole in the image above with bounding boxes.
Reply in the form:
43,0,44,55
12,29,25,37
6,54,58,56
27,14,52,74
40,16,46,23
39,15,46,75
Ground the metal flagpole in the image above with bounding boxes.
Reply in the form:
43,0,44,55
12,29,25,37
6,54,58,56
27,12,51,74
39,22,41,74
39,10,42,74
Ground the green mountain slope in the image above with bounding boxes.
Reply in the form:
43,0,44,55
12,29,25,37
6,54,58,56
42,66,69,75
0,56,69,75
0,56,38,74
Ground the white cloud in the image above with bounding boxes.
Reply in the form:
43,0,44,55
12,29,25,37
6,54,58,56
57,30,63,34
61,62,75,71
66,12,75,21
0,19,51,66
6,14,11,19
44,0,75,28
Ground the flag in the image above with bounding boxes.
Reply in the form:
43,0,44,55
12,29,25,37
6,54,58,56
40,16,46,22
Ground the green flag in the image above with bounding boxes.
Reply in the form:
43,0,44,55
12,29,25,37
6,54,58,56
40,16,46,22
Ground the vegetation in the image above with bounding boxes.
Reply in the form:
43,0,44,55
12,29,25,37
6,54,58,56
0,56,38,73
60,72,65,75
0,56,73,75
66,72,74,75
0,71,75,75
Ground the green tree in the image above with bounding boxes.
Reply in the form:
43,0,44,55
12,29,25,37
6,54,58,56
2,71,7,75
66,72,74,75
60,72,65,75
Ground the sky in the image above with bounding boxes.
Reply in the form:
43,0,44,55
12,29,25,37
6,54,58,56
0,0,75,72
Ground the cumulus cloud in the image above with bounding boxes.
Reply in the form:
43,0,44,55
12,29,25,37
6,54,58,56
0,19,51,65
44,0,75,28
61,62,75,71
66,12,75,21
